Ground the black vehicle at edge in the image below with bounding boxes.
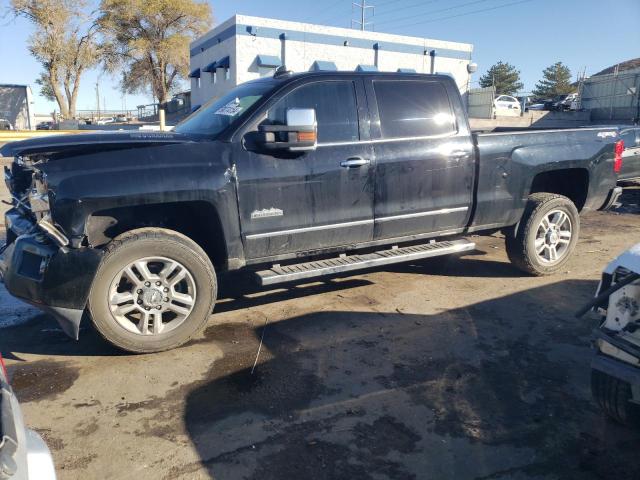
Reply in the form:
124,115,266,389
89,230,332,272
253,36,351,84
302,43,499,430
0,70,625,352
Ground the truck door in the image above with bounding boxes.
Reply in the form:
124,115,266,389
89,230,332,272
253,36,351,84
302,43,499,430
236,78,374,260
366,78,475,240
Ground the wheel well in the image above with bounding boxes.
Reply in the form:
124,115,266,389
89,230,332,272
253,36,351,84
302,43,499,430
530,169,589,211
85,202,228,269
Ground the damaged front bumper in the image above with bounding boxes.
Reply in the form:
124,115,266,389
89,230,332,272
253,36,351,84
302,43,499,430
0,208,103,339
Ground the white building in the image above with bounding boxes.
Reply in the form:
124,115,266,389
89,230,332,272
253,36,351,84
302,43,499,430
0,84,35,130
190,15,475,108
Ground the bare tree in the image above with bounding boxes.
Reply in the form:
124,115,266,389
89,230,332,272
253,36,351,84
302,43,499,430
11,0,99,118
98,0,212,104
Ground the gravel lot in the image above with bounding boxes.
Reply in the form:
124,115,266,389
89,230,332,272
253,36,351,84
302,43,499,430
2,187,640,480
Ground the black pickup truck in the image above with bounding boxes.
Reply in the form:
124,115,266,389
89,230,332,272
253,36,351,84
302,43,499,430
0,70,625,352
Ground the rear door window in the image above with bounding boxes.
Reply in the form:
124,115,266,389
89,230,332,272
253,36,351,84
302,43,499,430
373,80,456,139
267,80,360,143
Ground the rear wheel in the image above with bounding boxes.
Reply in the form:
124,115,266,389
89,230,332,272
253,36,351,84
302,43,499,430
505,193,579,276
88,228,216,353
591,369,640,426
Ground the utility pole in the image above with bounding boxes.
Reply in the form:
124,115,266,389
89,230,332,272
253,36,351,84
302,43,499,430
95,81,100,122
352,0,374,31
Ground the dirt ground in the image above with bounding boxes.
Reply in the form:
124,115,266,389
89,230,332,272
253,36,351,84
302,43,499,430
2,187,640,480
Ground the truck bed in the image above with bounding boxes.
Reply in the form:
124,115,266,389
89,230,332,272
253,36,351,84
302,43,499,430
470,126,620,230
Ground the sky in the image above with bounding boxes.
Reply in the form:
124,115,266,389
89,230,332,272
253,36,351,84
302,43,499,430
0,0,638,114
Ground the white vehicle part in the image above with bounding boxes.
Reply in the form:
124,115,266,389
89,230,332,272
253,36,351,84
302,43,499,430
25,430,57,480
597,338,640,367
603,281,640,332
603,243,640,276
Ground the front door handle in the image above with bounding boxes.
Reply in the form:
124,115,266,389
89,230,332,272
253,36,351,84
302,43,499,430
340,157,370,168
449,151,471,164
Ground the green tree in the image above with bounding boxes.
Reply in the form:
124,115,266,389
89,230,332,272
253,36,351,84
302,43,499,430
11,0,99,118
479,61,523,96
98,0,212,104
533,62,573,98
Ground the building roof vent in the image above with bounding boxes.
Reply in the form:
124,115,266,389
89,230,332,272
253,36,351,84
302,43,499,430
356,64,378,72
397,68,416,73
257,55,283,68
310,61,338,72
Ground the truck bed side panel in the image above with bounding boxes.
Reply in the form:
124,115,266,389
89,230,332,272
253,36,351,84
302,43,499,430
471,129,618,230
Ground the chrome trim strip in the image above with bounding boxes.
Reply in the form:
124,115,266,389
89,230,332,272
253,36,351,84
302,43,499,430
475,127,617,137
246,219,373,240
376,206,468,222
317,131,458,148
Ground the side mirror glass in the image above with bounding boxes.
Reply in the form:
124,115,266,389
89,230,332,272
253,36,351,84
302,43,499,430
255,108,317,152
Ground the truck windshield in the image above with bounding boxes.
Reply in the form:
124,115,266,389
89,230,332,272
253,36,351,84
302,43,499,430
174,81,275,137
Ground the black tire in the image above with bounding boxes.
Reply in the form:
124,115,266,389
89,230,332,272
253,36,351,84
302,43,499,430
505,193,580,276
591,369,640,426
88,228,216,353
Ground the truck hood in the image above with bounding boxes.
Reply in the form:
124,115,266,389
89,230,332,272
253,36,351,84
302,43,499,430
0,130,195,159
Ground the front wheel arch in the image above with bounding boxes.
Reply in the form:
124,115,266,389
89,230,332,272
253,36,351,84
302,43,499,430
88,227,217,353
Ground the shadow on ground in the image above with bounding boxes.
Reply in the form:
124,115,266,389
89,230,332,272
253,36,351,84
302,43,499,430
180,279,640,480
0,252,514,359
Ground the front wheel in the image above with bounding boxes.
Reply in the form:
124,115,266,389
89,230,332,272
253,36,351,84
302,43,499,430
88,228,217,353
505,193,580,276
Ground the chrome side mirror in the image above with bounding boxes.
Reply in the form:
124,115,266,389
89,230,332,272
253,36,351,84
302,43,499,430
257,108,317,152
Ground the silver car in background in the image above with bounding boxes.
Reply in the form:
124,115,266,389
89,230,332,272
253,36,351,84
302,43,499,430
0,354,56,480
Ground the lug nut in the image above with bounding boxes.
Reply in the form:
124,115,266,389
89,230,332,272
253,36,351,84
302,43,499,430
163,297,169,302
156,281,161,286
137,299,142,304
137,289,143,294
145,307,150,311
163,287,169,292
156,305,162,310
145,282,151,287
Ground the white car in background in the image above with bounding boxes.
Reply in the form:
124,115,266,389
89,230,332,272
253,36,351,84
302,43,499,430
0,353,57,479
493,95,521,117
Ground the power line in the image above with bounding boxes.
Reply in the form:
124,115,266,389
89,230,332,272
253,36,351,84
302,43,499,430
314,0,354,26
304,0,349,24
374,0,440,19
385,0,535,30
376,0,493,27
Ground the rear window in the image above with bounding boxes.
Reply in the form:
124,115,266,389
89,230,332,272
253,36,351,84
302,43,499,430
373,80,456,139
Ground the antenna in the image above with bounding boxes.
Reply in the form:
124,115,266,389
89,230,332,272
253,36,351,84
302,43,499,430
351,0,374,31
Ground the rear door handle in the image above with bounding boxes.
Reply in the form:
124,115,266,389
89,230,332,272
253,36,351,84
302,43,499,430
340,157,370,168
